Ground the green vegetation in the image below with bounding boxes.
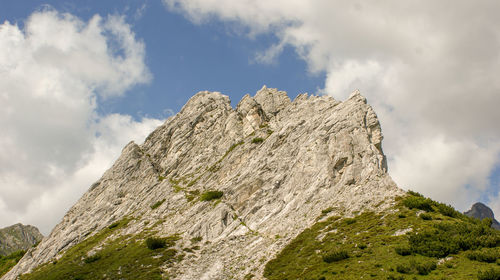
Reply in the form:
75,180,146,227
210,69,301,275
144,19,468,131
264,192,500,280
200,190,223,201
0,250,25,277
158,175,165,182
251,137,264,144
150,199,166,210
477,267,500,280
322,250,349,263
19,218,183,280
146,236,179,250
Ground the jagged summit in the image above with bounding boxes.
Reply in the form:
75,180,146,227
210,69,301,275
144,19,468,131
0,223,43,256
4,87,403,280
465,202,500,230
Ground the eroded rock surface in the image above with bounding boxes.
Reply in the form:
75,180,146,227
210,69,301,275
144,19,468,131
0,224,43,256
3,86,404,280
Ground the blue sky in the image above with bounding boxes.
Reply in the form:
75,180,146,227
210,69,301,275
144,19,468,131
1,1,500,234
1,0,324,119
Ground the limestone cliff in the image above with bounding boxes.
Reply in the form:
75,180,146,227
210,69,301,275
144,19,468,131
3,86,404,280
0,224,43,256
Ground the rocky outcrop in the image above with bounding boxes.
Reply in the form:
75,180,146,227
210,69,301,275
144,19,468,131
0,224,43,256
465,202,500,230
3,86,404,280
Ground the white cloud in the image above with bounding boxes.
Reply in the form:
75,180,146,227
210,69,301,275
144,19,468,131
164,0,500,214
0,10,161,234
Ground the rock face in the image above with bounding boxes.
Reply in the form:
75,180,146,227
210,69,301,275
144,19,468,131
465,202,500,230
3,86,404,280
0,224,43,256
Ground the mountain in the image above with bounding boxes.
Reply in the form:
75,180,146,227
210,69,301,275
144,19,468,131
465,202,500,230
0,224,43,256
3,87,500,280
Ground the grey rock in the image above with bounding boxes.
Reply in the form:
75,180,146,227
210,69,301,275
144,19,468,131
464,202,500,230
0,224,43,256
3,87,404,280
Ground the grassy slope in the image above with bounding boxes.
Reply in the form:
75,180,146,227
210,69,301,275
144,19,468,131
0,250,25,277
264,193,500,280
19,218,185,280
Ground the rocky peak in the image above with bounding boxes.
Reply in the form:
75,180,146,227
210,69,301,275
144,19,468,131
0,224,43,256
3,87,403,280
465,202,500,230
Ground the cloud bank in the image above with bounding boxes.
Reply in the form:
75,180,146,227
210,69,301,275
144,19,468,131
164,0,500,214
0,10,162,234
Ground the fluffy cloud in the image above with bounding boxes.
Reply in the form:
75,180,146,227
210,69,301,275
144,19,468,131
0,10,162,234
164,0,500,214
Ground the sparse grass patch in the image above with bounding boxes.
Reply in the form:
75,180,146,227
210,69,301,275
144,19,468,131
150,199,166,210
200,190,223,201
251,137,264,144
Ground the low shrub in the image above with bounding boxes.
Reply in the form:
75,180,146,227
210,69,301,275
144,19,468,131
415,261,436,275
420,213,432,220
395,246,411,256
83,254,101,264
436,202,459,217
344,218,356,225
200,190,223,201
146,237,167,250
467,248,499,263
402,196,434,212
251,137,264,144
396,263,411,274
322,250,349,263
477,268,500,280
107,221,120,229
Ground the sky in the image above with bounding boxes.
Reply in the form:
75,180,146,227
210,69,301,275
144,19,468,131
0,0,499,235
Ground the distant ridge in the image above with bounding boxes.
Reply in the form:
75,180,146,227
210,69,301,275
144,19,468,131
0,224,43,256
465,202,500,230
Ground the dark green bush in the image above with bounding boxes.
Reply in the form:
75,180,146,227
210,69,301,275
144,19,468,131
251,137,264,144
83,254,101,264
146,237,167,250
436,202,459,217
396,263,411,274
322,250,349,263
467,248,499,263
108,221,120,229
200,190,223,201
415,261,436,275
358,243,367,250
408,220,500,258
477,268,500,280
344,218,356,225
407,190,423,197
420,213,432,220
395,246,411,256
402,196,434,212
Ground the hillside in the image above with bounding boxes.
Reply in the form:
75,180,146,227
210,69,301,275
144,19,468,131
3,87,498,280
0,224,42,278
0,224,43,257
